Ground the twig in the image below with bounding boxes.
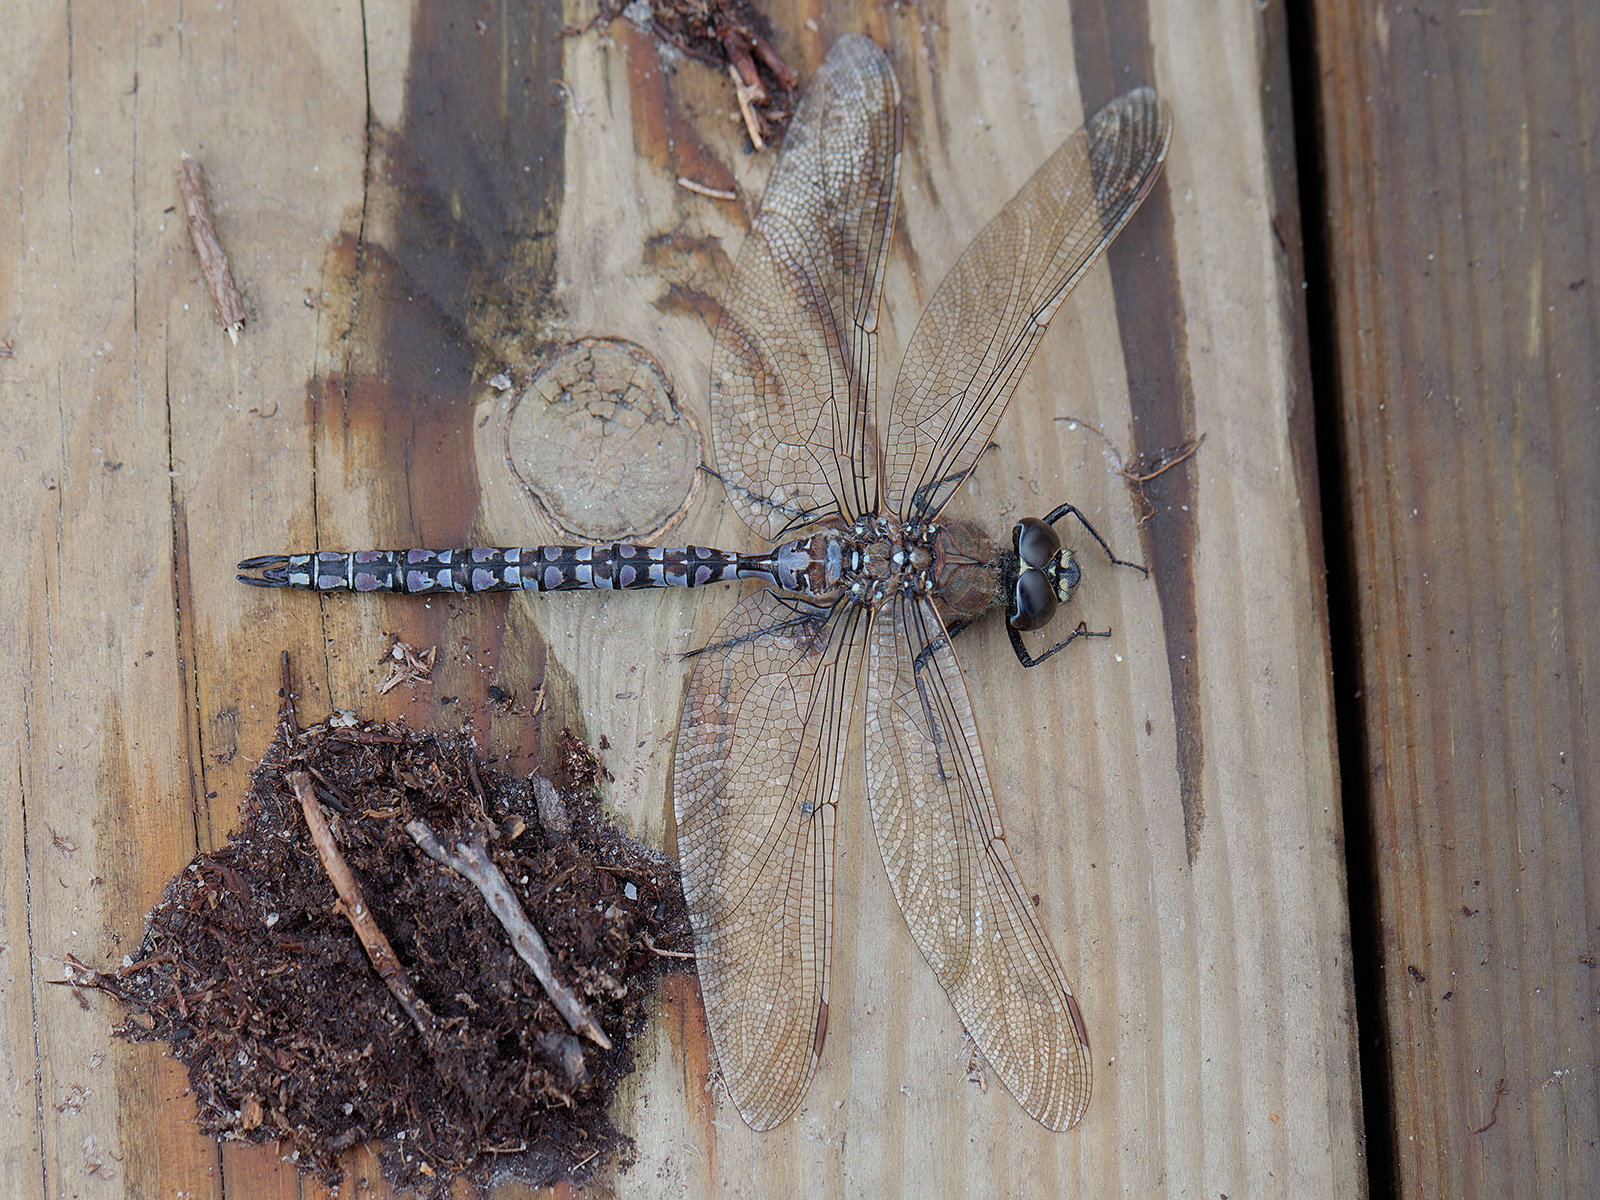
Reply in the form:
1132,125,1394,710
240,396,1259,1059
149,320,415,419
722,32,768,101
749,31,797,89
1118,432,1205,484
646,20,726,70
290,772,439,1046
728,63,765,150
406,820,613,1050
329,727,406,745
176,155,246,343
116,952,176,978
643,932,695,960
676,176,738,201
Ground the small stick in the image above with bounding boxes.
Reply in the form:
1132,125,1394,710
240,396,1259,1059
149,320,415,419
176,155,246,343
329,727,406,745
749,32,797,89
677,176,738,201
1117,432,1206,484
290,772,438,1046
728,64,765,151
643,932,695,960
406,819,613,1050
116,951,176,978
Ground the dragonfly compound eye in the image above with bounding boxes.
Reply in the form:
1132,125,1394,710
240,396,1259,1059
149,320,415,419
1011,568,1059,631
1014,517,1061,570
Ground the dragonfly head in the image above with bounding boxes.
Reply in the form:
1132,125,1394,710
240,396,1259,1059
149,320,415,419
1008,517,1081,631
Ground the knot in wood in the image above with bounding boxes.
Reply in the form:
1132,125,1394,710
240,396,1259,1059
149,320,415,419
506,338,702,542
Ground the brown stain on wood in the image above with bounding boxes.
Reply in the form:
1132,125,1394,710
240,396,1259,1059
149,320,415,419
1072,0,1207,863
298,0,573,767
621,22,740,199
645,230,735,327
660,970,719,1177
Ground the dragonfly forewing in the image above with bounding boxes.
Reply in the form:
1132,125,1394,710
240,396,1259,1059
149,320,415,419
710,33,903,542
884,86,1172,521
674,589,868,1129
864,593,1092,1130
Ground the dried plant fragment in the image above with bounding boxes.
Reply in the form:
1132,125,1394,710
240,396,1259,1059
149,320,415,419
378,638,438,694
177,154,246,342
407,820,613,1049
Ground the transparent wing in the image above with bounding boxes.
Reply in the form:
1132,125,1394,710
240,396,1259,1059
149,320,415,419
711,34,902,541
885,87,1172,520
674,589,868,1129
863,593,1092,1130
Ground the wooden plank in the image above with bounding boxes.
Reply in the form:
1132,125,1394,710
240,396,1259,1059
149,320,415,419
0,0,1360,1196
1,2,224,1197
1,1,370,1197
1310,1,1600,1196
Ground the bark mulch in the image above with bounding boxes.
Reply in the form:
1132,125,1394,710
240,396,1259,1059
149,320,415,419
75,703,692,1192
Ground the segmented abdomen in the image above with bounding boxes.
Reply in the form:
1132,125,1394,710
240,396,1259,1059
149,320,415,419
238,545,769,594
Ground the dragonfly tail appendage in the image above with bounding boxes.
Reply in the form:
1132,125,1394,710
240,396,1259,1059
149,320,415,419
236,555,293,588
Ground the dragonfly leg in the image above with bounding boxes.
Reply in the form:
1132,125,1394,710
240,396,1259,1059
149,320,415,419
680,597,834,661
697,464,830,534
1042,502,1149,577
1008,619,1109,669
906,442,997,516
909,632,953,781
948,609,1109,669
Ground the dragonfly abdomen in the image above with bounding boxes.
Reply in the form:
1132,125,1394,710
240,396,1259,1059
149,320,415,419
237,544,781,594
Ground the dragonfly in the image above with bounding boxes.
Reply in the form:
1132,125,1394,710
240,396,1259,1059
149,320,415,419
239,34,1170,1133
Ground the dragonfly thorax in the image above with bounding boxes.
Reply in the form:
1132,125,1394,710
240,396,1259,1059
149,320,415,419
925,519,1006,622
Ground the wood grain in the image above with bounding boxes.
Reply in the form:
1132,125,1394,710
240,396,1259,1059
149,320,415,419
0,0,1359,1196
1311,2,1600,1196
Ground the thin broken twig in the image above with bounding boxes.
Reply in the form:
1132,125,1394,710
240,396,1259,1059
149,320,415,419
1056,415,1205,529
1118,432,1205,484
643,932,695,960
290,771,439,1046
406,820,613,1050
677,176,738,201
728,63,765,150
176,155,246,343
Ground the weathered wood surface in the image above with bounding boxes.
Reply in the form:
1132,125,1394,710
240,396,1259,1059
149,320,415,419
0,1,1357,1197
1311,2,1600,1197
